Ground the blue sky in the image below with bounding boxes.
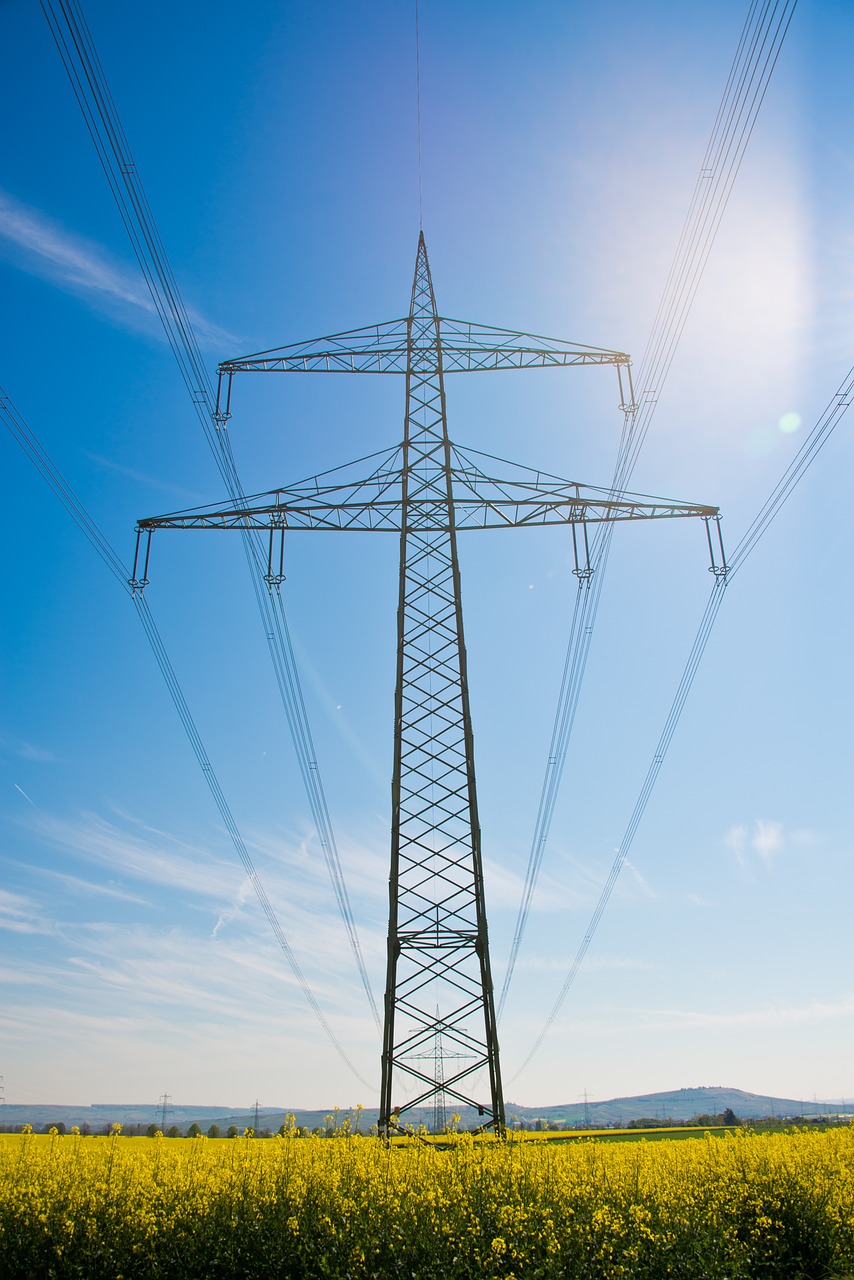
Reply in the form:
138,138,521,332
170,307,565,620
2,0,854,1113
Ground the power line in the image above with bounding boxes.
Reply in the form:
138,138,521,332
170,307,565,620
726,363,854,575
615,0,798,494
510,575,728,1081
39,0,380,1033
499,0,797,1014
512,351,854,1077
498,572,596,1018
1,384,373,1090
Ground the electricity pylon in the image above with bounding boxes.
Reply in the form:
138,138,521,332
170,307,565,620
432,1009,447,1136
135,233,722,1136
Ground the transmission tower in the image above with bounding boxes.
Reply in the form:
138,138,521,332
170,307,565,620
431,1008,447,1134
158,1093,171,1131
135,233,722,1136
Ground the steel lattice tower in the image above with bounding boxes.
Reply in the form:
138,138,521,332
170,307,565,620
136,233,723,1136
383,236,502,1133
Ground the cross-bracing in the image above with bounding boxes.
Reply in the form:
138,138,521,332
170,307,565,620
135,233,722,1137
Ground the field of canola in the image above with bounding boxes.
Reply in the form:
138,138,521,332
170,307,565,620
2,1125,854,1278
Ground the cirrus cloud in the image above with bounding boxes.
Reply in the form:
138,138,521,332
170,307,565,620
0,187,235,348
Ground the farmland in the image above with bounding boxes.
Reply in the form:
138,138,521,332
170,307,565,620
2,1125,854,1278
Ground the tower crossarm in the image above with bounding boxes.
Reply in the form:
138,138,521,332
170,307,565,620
217,320,630,377
137,470,719,535
446,450,718,529
137,448,406,533
437,318,630,373
219,319,411,375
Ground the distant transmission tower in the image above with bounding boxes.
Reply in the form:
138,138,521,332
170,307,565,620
158,1093,171,1131
432,1007,447,1135
136,234,722,1136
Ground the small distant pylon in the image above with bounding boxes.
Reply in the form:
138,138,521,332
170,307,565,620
158,1093,171,1131
432,1008,447,1135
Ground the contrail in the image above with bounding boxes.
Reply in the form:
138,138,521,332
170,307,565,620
14,783,37,807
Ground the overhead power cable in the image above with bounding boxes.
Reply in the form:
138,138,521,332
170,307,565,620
509,575,727,1080
612,0,798,499
726,363,854,574
497,563,600,1018
512,353,854,1078
39,0,380,1031
1,384,373,1090
499,0,797,1014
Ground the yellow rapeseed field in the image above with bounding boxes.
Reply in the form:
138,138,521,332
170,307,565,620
2,1125,853,1278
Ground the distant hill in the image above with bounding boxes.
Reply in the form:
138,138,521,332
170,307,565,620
1,1086,848,1134
0,1102,376,1134
506,1087,850,1127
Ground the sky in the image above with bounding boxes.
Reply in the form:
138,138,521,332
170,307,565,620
2,0,854,1114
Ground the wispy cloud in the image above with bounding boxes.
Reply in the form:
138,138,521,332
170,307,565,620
0,860,382,1105
484,848,658,916
752,820,784,865
0,187,236,348
84,452,208,503
533,995,854,1047
513,953,657,975
33,809,243,903
7,803,390,1099
0,917,379,1057
0,888,54,937
17,863,150,907
211,876,254,939
0,733,57,764
25,806,388,987
0,955,380,1105
17,742,57,763
724,819,811,874
622,858,657,900
641,995,854,1033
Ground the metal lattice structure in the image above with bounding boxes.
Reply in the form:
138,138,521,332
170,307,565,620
137,233,722,1136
